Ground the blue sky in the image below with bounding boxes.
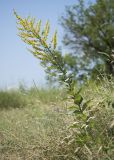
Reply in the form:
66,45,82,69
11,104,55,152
0,0,79,89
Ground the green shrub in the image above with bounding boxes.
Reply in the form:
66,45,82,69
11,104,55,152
28,87,65,103
0,90,27,109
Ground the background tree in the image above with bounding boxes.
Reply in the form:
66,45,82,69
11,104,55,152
61,0,114,80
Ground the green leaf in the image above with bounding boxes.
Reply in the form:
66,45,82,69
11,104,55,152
74,94,83,106
73,109,81,114
75,88,82,95
68,108,80,115
68,105,77,110
82,100,91,112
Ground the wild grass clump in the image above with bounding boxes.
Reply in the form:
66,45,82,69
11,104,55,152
27,87,66,104
0,90,27,109
0,84,65,110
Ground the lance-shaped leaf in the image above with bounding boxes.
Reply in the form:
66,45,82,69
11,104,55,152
81,100,91,112
74,94,83,106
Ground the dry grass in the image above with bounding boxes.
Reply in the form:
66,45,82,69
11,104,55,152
0,81,114,159
0,88,71,160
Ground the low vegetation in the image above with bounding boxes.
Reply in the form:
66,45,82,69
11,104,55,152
0,90,27,109
0,79,114,159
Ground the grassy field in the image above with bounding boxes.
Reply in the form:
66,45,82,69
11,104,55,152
0,80,114,160
0,87,71,160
